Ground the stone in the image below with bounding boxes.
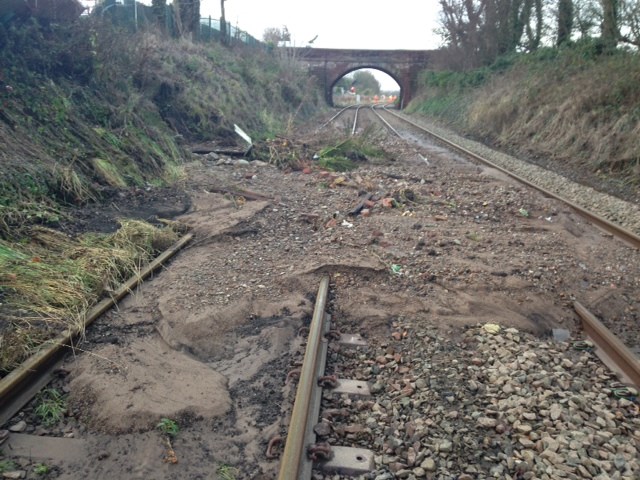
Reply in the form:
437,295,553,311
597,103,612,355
515,423,532,434
371,382,385,394
438,439,452,453
8,421,26,433
2,472,26,479
420,458,436,471
313,421,332,437
549,403,562,421
477,417,497,428
412,467,426,477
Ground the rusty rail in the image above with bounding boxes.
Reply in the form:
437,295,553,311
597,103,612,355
278,275,330,480
0,233,194,425
574,302,640,388
382,109,640,250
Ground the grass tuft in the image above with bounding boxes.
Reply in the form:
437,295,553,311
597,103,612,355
0,222,179,375
91,158,128,188
156,418,179,437
35,388,66,426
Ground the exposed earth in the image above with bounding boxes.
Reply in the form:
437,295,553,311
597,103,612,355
2,116,639,479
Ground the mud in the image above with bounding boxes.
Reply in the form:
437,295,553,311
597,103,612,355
2,119,639,479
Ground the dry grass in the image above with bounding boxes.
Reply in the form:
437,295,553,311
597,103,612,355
414,49,640,184
0,221,179,375
465,52,640,180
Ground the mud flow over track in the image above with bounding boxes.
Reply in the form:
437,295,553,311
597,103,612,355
1,117,640,479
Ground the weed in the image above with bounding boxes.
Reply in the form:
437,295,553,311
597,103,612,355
317,156,356,172
91,158,127,188
156,418,179,437
0,222,178,373
35,388,66,426
466,232,481,242
0,460,17,473
217,464,238,480
54,166,93,204
34,463,50,475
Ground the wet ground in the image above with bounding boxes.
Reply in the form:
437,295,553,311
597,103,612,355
1,117,639,479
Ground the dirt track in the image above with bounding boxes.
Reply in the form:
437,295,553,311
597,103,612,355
3,122,640,479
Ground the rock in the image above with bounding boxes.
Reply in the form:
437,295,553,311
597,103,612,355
420,458,436,471
374,474,394,480
519,437,535,448
2,472,26,479
549,403,562,420
477,417,497,428
313,421,332,437
371,382,385,394
9,421,26,433
437,439,452,453
515,423,532,434
413,467,426,477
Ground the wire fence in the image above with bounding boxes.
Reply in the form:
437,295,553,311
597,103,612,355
94,1,260,45
0,1,260,46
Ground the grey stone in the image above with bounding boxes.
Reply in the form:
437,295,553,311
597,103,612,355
8,421,26,433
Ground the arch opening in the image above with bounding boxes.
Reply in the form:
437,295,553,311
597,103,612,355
330,67,401,108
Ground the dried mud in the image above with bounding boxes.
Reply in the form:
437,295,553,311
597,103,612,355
2,119,639,480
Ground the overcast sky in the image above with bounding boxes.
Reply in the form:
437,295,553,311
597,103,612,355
200,0,442,51
199,0,443,90
88,0,443,90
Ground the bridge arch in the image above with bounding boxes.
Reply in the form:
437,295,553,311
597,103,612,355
330,66,401,103
294,48,434,109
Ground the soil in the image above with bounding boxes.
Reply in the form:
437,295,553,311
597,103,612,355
2,115,640,479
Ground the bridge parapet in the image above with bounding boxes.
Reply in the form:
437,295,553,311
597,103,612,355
292,48,435,108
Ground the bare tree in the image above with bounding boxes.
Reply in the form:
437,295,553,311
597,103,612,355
573,0,601,38
437,0,545,69
619,0,640,46
152,0,167,33
220,0,228,45
557,0,574,45
600,0,619,48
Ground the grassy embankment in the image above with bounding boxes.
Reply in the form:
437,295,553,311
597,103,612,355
0,17,323,374
408,42,640,185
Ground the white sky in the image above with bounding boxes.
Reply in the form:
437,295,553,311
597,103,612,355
200,0,442,50
200,0,443,90
87,0,443,90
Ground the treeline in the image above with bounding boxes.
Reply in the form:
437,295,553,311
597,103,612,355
437,0,640,69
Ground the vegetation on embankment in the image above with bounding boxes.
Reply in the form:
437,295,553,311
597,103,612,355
408,42,640,187
0,17,323,375
0,17,323,233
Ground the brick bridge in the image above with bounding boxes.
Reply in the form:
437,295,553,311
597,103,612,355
293,48,435,109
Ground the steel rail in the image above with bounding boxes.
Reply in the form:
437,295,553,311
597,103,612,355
351,106,362,136
278,275,330,480
370,106,402,137
575,302,640,388
380,108,640,250
316,106,356,132
0,233,194,425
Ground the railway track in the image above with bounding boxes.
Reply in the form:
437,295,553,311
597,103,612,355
315,104,640,419
275,278,640,479
1,108,639,479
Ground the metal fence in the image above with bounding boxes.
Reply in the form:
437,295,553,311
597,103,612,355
94,1,260,46
199,16,260,46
